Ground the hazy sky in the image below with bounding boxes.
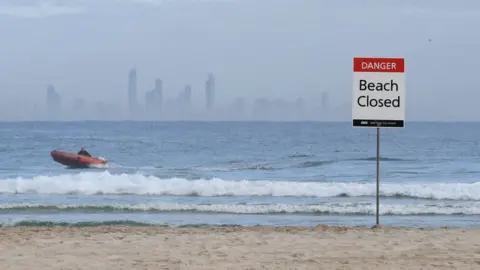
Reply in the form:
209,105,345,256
1,0,479,120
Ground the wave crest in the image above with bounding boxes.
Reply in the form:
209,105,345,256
0,202,478,215
0,171,479,200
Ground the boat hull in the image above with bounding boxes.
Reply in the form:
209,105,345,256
50,150,107,168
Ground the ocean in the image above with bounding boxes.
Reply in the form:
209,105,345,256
0,121,478,228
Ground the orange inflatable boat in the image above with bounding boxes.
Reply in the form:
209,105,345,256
50,150,107,168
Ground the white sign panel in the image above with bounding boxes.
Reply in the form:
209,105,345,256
352,57,405,128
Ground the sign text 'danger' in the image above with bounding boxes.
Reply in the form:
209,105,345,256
353,58,404,73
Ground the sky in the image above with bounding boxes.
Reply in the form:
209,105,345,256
0,0,479,121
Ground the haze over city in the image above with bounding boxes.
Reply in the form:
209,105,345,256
1,0,479,121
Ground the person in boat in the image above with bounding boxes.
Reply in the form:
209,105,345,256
77,147,92,157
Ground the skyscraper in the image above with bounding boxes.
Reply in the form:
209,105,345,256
205,73,215,110
145,78,163,119
154,78,163,114
46,84,61,119
128,68,138,116
184,84,192,107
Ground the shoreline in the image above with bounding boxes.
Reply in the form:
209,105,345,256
2,224,479,233
0,225,479,269
2,219,480,229
1,223,477,230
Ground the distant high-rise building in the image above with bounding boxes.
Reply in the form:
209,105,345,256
128,68,138,116
46,84,61,118
155,78,162,92
154,78,163,113
205,73,215,110
145,78,164,118
184,85,191,107
205,80,210,107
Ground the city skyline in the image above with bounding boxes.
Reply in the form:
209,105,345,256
42,67,331,121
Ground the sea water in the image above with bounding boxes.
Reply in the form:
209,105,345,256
0,121,478,228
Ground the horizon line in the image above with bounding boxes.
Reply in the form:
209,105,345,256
0,120,477,124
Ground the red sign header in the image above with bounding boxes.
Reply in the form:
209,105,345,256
353,57,404,73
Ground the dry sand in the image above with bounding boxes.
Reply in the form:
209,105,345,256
0,225,479,269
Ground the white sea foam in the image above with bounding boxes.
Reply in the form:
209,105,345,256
0,171,478,200
0,202,479,215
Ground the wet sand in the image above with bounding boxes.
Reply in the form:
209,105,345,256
0,225,479,269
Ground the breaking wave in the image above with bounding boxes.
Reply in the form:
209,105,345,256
0,202,478,215
0,171,478,200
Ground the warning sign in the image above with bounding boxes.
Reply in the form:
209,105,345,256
352,57,405,128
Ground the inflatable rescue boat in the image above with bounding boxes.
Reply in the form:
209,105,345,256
50,150,108,168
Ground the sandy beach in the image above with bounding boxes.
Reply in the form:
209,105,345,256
0,225,478,269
